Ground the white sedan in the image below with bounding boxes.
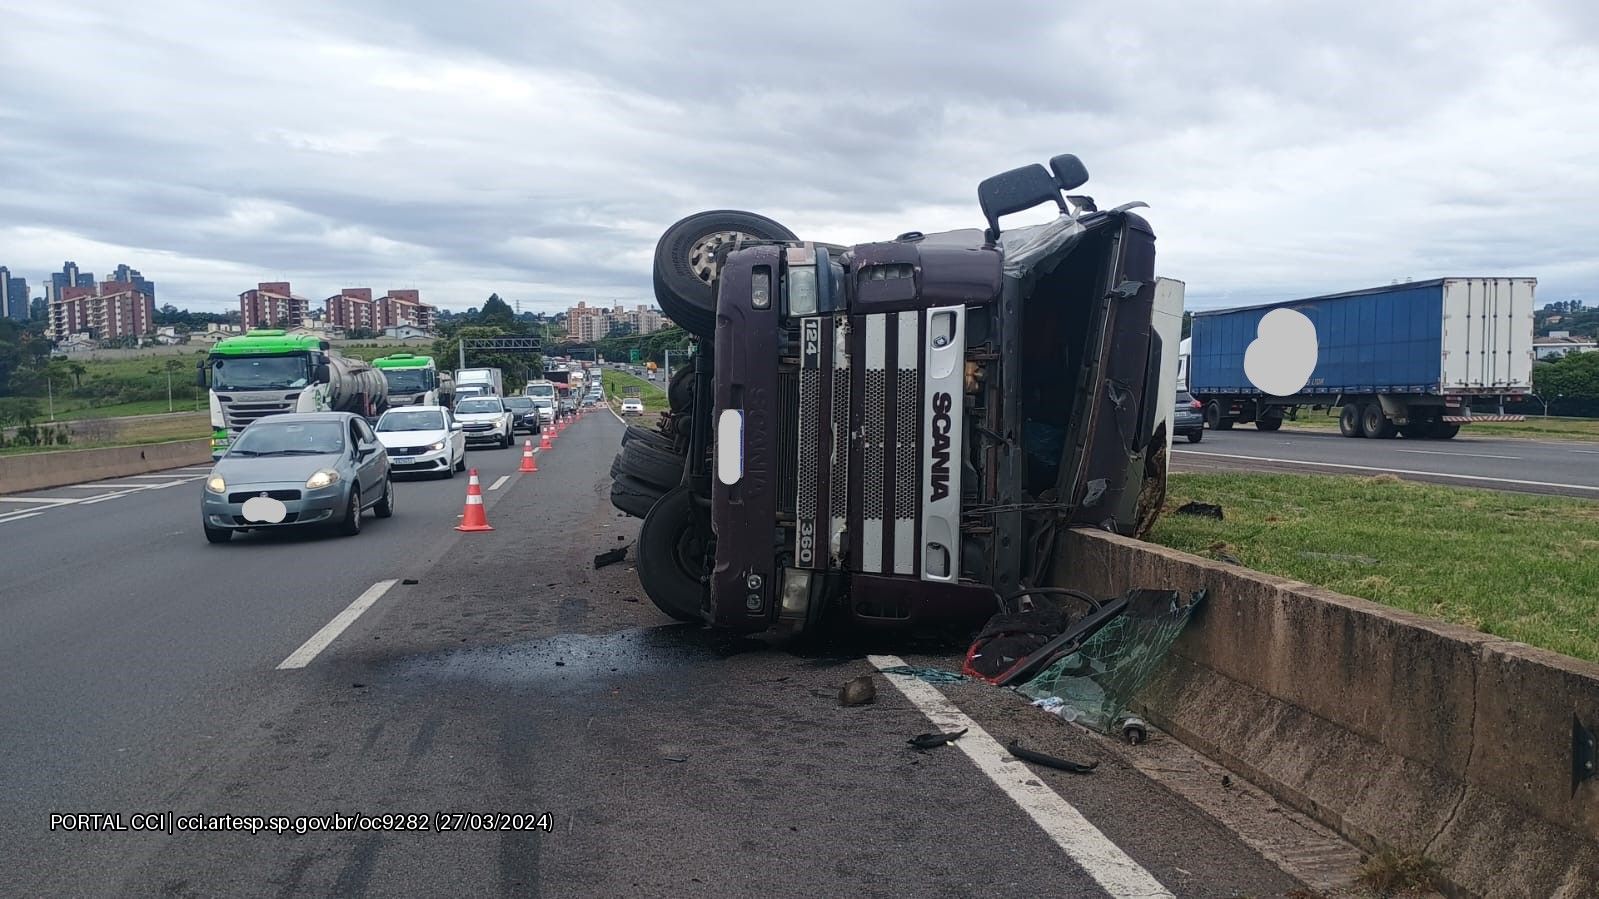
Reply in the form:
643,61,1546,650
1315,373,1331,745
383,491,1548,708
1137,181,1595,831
375,406,467,477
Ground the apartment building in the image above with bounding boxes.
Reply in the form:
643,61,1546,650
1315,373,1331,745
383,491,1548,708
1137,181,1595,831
239,281,310,330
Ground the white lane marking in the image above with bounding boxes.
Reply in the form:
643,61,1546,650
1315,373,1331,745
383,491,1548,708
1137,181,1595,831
488,475,510,491
870,655,1174,898
1395,449,1520,460
78,490,143,505
278,580,399,670
0,511,44,525
120,474,194,479
1175,449,1599,492
1572,450,1599,456
0,497,77,504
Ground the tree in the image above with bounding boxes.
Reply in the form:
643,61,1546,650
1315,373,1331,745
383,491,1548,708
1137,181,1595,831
478,294,519,331
67,361,87,389
1532,351,1599,418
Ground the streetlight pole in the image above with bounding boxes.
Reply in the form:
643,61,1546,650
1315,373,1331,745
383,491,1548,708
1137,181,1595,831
47,376,55,421
167,368,174,413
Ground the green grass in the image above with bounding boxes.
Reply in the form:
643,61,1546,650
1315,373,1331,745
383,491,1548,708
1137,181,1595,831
1264,410,1599,441
602,369,668,413
1149,472,1599,662
0,414,210,456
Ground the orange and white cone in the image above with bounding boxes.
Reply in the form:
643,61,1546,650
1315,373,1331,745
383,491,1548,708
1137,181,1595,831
519,439,538,473
454,468,494,532
539,430,552,450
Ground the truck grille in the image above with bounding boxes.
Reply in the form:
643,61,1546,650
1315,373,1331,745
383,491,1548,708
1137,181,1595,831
862,369,887,521
778,370,800,515
829,367,849,533
220,398,295,431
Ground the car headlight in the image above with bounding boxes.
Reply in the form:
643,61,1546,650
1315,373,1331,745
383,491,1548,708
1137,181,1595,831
428,440,446,451
305,469,340,490
206,475,226,494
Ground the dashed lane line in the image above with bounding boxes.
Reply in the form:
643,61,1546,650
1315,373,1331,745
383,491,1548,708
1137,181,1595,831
277,580,399,670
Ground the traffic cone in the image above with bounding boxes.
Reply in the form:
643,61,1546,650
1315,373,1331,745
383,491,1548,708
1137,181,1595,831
519,439,538,472
539,430,552,450
454,468,494,532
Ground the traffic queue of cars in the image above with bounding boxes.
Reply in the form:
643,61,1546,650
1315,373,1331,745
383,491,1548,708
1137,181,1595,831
199,357,634,544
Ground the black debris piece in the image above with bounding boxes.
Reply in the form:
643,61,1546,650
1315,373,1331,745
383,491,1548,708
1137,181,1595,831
908,728,968,750
401,578,419,585
1006,740,1097,774
351,683,366,689
838,675,876,707
594,547,628,569
1175,501,1224,519
664,756,687,763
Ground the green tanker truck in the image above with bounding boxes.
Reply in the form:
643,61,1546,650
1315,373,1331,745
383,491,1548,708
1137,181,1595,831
198,331,389,457
372,353,455,408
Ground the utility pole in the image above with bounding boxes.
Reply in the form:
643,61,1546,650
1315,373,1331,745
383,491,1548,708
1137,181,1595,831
167,367,174,412
47,376,55,421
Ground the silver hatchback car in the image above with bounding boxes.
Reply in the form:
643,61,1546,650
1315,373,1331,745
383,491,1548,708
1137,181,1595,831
201,412,393,543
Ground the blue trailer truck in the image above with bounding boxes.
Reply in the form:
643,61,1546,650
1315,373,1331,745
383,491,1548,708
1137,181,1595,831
1186,278,1535,439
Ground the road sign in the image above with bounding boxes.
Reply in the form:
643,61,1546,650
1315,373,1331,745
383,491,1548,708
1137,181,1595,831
629,348,640,363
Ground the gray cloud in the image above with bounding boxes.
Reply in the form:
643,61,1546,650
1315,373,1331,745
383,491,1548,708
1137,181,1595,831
0,0,1595,314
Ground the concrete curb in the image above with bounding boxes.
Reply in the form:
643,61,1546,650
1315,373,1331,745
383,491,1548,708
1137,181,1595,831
1055,527,1599,898
0,439,211,494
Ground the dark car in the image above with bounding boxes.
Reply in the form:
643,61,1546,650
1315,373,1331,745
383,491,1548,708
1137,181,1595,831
201,412,393,543
502,395,543,435
1175,390,1204,443
616,153,1183,635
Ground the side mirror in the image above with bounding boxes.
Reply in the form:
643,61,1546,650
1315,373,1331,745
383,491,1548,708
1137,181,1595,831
358,445,377,459
315,363,331,383
450,422,463,432
1049,154,1089,191
977,163,1067,243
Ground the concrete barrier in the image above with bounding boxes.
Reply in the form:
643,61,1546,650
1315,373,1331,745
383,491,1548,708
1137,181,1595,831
0,439,211,494
1055,528,1599,898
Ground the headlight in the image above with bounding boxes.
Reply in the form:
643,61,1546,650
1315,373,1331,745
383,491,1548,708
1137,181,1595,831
428,440,446,451
305,469,340,490
205,475,226,494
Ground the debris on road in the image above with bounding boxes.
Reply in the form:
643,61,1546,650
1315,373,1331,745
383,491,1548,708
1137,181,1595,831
1006,740,1098,774
965,590,1130,686
1120,716,1148,745
401,578,419,585
1175,501,1224,519
1017,589,1206,734
879,665,967,685
838,675,876,707
907,728,968,750
594,546,629,569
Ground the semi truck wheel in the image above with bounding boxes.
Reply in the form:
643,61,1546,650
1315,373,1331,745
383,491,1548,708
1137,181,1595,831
610,474,665,519
621,425,675,451
653,210,798,338
618,440,686,491
1360,403,1396,439
1339,404,1363,437
1256,415,1282,432
1204,401,1233,430
1432,422,1461,439
636,485,708,623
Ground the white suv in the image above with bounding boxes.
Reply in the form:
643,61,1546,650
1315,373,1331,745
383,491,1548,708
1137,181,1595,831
620,398,645,416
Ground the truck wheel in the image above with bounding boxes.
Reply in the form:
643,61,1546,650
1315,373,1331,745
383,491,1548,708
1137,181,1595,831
204,523,232,544
637,485,708,623
374,478,394,518
610,474,665,519
339,490,363,536
1432,422,1461,439
618,440,686,490
654,210,798,338
1204,402,1221,430
1256,415,1282,432
668,364,695,414
622,425,674,451
1360,403,1396,439
1339,404,1363,437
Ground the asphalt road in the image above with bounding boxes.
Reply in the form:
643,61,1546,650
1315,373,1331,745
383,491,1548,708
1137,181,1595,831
1172,426,1599,497
2,409,1354,897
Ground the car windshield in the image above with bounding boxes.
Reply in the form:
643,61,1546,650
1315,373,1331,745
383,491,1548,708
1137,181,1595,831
503,397,534,410
211,354,310,391
229,421,345,456
377,410,445,432
455,398,502,414
382,369,430,393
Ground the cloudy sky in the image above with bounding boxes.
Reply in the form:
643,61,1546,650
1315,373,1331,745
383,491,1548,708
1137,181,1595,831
2,0,1596,314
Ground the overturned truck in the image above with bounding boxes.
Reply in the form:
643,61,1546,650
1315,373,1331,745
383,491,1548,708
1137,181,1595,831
613,154,1184,637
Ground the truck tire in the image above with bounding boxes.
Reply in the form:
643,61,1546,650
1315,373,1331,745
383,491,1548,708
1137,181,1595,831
654,210,797,338
668,364,694,413
622,425,674,451
1256,415,1282,432
1360,403,1396,439
1339,404,1363,437
1432,422,1461,439
618,440,686,490
636,485,708,623
1204,401,1220,430
610,474,665,519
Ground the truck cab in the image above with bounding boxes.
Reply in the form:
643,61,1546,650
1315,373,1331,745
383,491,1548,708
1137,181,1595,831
623,155,1183,636
373,353,448,407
